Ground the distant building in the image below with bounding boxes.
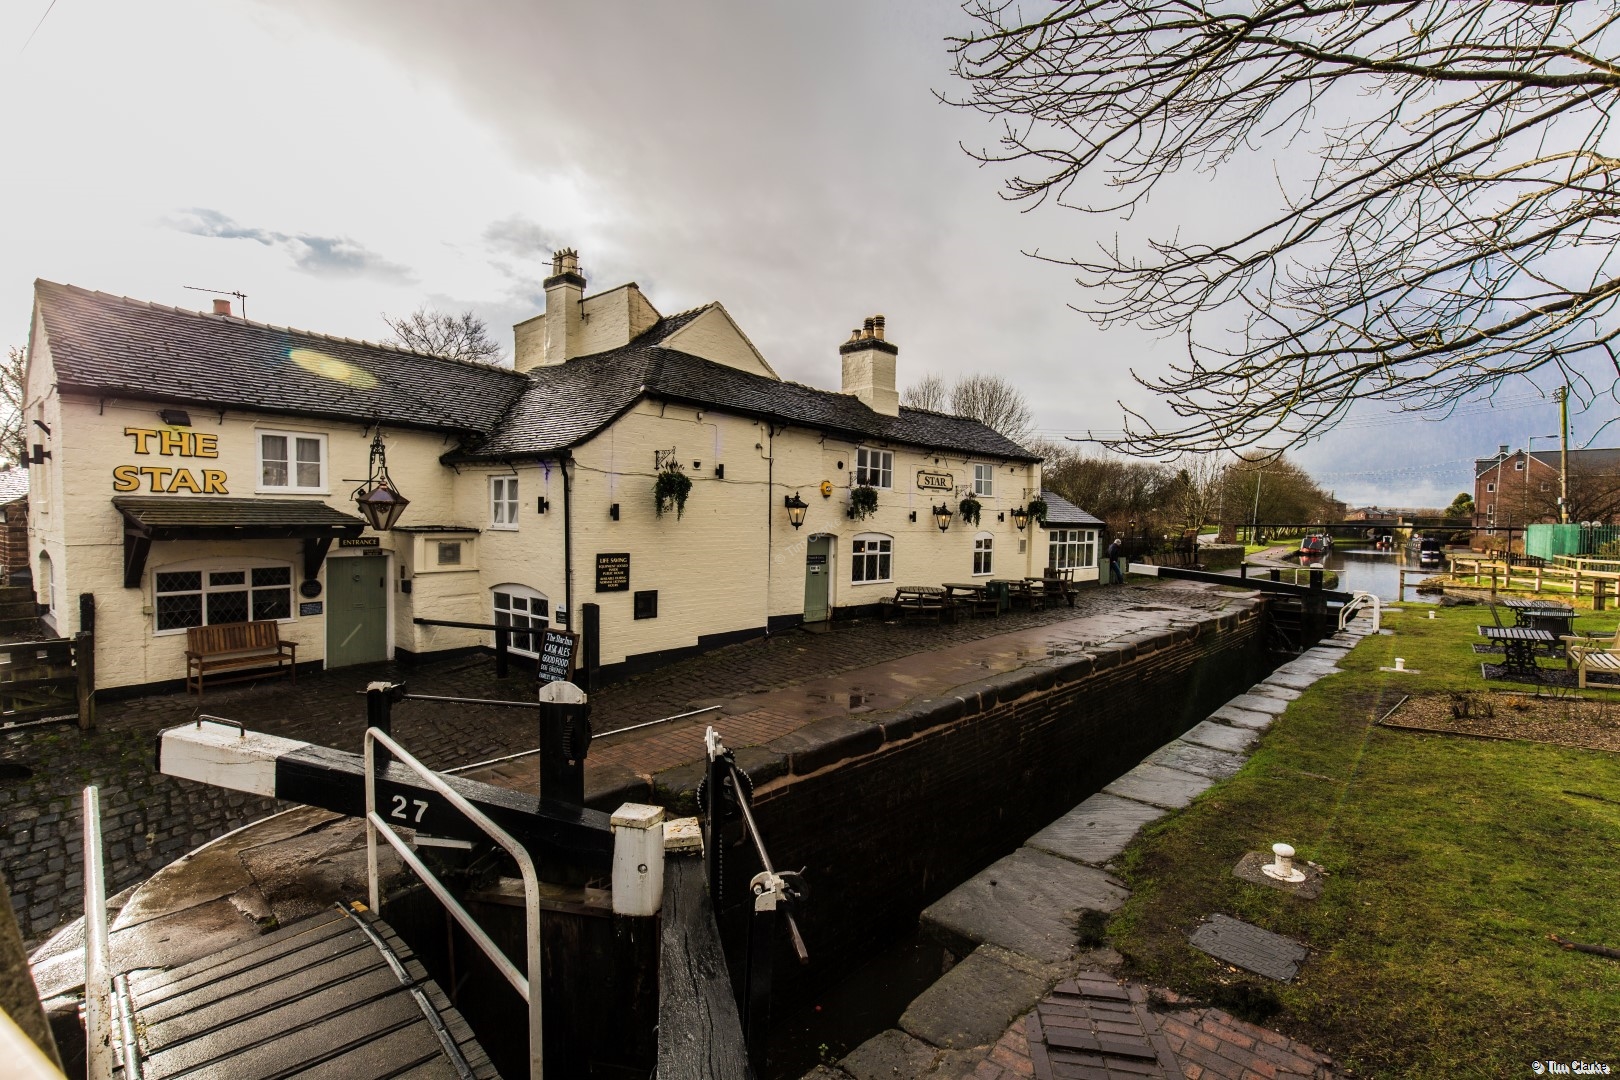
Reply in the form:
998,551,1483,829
1472,444,1620,532
0,466,28,584
22,252,1100,694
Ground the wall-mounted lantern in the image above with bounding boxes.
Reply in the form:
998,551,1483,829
159,409,191,427
352,430,410,531
784,493,808,529
932,504,953,532
1009,506,1029,531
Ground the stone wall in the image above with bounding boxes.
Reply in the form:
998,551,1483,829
695,603,1268,988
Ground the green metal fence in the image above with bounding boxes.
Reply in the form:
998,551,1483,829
1527,523,1620,560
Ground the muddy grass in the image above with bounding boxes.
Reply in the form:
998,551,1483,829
1384,690,1620,753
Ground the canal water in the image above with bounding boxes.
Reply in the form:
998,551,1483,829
1300,545,1445,603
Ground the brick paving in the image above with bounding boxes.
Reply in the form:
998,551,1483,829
2,584,1228,947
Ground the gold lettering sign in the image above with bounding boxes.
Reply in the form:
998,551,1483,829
115,428,228,493
916,470,954,492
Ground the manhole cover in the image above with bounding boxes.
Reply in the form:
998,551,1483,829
1189,913,1308,981
1028,972,1180,1079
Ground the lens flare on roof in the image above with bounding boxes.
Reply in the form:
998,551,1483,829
288,348,378,390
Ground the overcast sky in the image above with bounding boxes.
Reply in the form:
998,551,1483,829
1,0,1596,507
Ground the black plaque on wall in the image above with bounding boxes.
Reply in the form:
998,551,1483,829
537,629,578,684
595,552,630,592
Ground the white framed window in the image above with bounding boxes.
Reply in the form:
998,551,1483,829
492,583,549,658
153,558,294,634
259,430,327,492
973,464,994,497
851,533,892,583
1485,483,1495,493
1049,529,1098,570
973,533,994,575
490,476,519,529
1514,460,1525,471
856,447,893,489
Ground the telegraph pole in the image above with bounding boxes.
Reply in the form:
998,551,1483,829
1556,385,1570,523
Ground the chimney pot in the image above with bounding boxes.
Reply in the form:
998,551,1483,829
1498,444,1510,456
211,299,231,317
863,316,875,339
873,315,886,341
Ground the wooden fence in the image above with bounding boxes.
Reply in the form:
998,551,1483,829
0,594,95,730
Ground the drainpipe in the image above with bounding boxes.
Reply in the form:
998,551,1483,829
562,453,574,629
765,425,774,633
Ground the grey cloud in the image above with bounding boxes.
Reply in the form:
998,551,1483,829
171,208,414,282
482,216,562,262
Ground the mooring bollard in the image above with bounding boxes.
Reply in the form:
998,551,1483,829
611,803,665,916
538,680,589,806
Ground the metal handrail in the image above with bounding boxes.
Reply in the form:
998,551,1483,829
363,727,544,1079
81,786,112,1080
1338,590,1382,633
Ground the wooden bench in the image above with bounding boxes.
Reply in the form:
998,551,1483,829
185,621,298,695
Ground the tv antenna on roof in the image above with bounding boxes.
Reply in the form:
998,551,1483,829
183,285,248,321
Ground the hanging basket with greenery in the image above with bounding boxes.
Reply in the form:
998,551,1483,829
850,485,879,520
1026,497,1049,525
958,496,982,527
654,464,693,519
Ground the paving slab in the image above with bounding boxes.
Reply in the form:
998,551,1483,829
900,944,1058,1050
1178,720,1258,754
1249,682,1303,701
1225,693,1289,715
1025,793,1168,868
839,1027,940,1080
1263,670,1321,691
1102,762,1213,810
921,848,1130,964
1207,704,1274,730
1145,740,1246,781
1278,655,1340,676
1188,913,1309,981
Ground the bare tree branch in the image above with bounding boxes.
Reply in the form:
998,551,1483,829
947,0,1620,454
382,308,504,365
0,347,26,464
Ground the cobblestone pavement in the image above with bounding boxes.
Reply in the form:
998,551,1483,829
2,583,1236,949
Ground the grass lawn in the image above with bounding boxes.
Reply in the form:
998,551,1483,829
1108,602,1620,1077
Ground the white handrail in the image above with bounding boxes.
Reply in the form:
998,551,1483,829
1338,590,1381,633
81,787,111,1080
364,727,544,1079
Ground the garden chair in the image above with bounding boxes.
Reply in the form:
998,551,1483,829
1566,638,1620,688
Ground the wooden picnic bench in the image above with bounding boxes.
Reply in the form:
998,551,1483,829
1034,569,1079,608
185,621,299,695
991,579,1036,610
892,585,949,622
943,582,998,618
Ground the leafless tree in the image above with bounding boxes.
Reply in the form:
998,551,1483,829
0,347,26,464
901,372,951,411
1218,454,1335,534
1523,460,1620,523
948,1,1620,455
902,371,1036,443
383,308,503,365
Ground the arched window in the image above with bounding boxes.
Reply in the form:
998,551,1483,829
492,583,549,657
37,551,53,612
850,533,892,584
973,532,994,576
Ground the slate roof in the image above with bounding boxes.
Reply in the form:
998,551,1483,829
0,467,27,503
455,339,1040,463
113,496,366,532
34,281,528,435
1039,489,1103,527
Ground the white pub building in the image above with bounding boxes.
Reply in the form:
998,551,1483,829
22,252,1100,694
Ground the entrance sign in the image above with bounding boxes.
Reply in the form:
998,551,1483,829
916,470,954,492
538,629,579,684
596,552,630,592
340,537,380,548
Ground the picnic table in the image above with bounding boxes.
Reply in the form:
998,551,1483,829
893,584,949,622
942,582,998,618
990,578,1036,610
1027,575,1077,608
1500,600,1576,646
1479,625,1555,678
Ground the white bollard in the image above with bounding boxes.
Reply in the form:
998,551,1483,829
1262,841,1307,883
1394,657,1405,671
611,803,666,916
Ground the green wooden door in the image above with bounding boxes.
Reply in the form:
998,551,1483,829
326,556,389,668
803,536,831,623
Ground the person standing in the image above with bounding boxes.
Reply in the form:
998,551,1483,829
1107,536,1125,584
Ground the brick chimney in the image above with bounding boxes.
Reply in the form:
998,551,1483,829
211,299,231,316
514,249,586,373
840,315,899,416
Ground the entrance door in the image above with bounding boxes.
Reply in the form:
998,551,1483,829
803,537,831,623
326,555,389,667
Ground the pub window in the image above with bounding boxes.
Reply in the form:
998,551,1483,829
153,561,293,633
1049,528,1097,570
259,430,326,492
855,447,893,489
437,541,462,566
973,464,994,497
492,584,548,657
973,533,994,576
851,533,892,583
491,476,519,529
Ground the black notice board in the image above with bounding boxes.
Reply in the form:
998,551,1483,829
596,552,631,592
538,629,579,684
